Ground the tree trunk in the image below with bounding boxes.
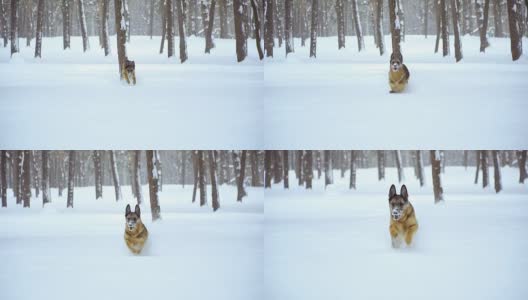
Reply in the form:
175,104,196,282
250,151,261,186
283,150,289,188
197,150,207,206
336,0,345,49
114,0,128,79
78,0,89,52
475,0,490,52
93,151,103,199
274,0,283,47
264,0,274,56
349,150,356,189
375,0,384,55
493,0,504,37
192,151,199,202
285,0,294,55
205,0,217,53
133,150,142,204
492,150,502,193
233,0,248,61
32,151,41,198
109,151,122,201
175,0,188,62
1,151,7,207
35,0,45,57
351,0,364,51
424,0,429,37
250,0,264,59
434,0,441,52
238,150,247,201
208,151,220,211
102,0,111,55
149,0,155,39
167,0,175,57
21,151,30,208
506,0,523,60
1,0,8,47
66,150,75,208
440,0,450,56
430,150,444,203
416,150,425,187
264,150,272,188
41,150,51,206
394,150,404,183
180,151,186,187
160,0,167,53
146,150,161,221
10,0,19,55
324,150,333,187
297,150,304,186
273,151,282,183
481,150,489,188
309,0,318,57
389,0,401,53
452,0,463,61
377,150,385,180
219,0,229,38
517,150,527,183
303,150,313,189
474,150,481,184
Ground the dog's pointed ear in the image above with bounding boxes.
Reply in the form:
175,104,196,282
135,204,141,218
389,184,397,200
400,185,409,201
125,204,131,216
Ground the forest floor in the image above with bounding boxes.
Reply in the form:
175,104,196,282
1,35,527,149
0,184,264,300
265,166,528,300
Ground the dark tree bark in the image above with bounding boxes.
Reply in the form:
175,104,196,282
192,151,199,202
250,151,261,186
303,151,313,189
394,150,404,183
452,0,463,62
233,0,248,61
349,150,357,189
274,0,283,47
238,150,247,201
351,0,364,51
10,0,19,55
282,150,289,188
440,0,450,56
197,150,207,206
175,0,188,62
377,150,385,180
93,150,103,199
0,0,7,47
146,150,161,221
517,150,527,183
324,150,333,187
480,150,489,188
285,0,294,55
62,0,71,49
219,0,229,38
389,0,401,53
21,151,31,208
475,0,490,52
160,0,167,53
492,150,502,193
430,150,444,203
15,151,22,204
167,0,175,57
336,0,345,49
205,0,217,53
416,150,425,187
180,151,186,187
78,0,89,52
309,0,318,57
264,150,272,188
464,150,469,169
375,0,384,55
115,0,128,79
208,151,220,211
434,0,441,53
109,151,122,201
66,151,75,208
1,151,7,207
250,0,264,59
506,0,523,60
133,150,142,205
41,150,51,206
264,0,274,56
35,0,45,57
102,0,111,56
493,0,504,37
474,150,481,184
297,150,304,186
273,151,282,183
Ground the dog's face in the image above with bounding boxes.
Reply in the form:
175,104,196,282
390,52,403,72
125,204,141,231
124,58,135,74
388,184,409,221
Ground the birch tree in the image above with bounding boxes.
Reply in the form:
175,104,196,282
78,0,89,52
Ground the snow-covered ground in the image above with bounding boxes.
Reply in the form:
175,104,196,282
265,166,528,300
2,35,526,149
0,184,263,300
264,35,528,149
0,36,263,149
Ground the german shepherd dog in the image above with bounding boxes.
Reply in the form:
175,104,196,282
388,52,410,93
388,184,418,248
124,204,148,254
123,57,136,85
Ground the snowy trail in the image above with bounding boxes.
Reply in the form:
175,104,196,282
265,167,528,300
0,185,264,300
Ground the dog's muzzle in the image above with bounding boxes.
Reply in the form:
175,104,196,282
391,208,402,220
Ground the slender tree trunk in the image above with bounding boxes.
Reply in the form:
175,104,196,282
15,151,22,204
102,0,110,55
93,151,103,199
440,0,450,56
475,150,481,184
389,0,401,53
375,0,384,55
180,151,186,187
351,0,364,51
32,151,41,198
114,0,128,79
175,0,188,62
250,0,264,59
62,0,71,49
1,151,7,207
309,0,318,57
481,150,489,188
219,0,228,38
146,150,161,221
285,0,294,55
430,150,444,203
133,150,142,205
208,151,220,211
149,0,154,39
336,0,345,49
517,150,527,183
282,150,289,188
192,151,199,202
349,150,357,189
233,0,248,61
10,0,19,55
324,150,333,187
66,151,75,208
475,0,490,52
205,0,217,53
35,0,45,57
274,0,283,47
377,150,385,180
394,150,404,183
452,0,463,61
264,150,272,188
237,150,247,201
492,150,502,193
250,151,261,186
506,0,523,60
109,151,122,201
167,0,175,57
416,151,425,187
41,150,51,206
21,151,31,208
197,150,207,206
493,0,504,37
273,151,282,183
303,150,313,189
160,0,167,53
264,0,274,56
0,0,8,47
78,0,89,52
297,150,304,186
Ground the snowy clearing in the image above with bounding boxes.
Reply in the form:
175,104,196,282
265,166,528,300
0,184,264,300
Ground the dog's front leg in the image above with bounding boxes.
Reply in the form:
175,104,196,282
405,223,418,246
390,224,401,248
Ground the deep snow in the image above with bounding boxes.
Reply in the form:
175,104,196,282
265,166,528,300
0,184,263,300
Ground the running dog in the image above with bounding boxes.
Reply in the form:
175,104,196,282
124,204,148,254
123,57,136,85
388,52,410,93
388,184,418,248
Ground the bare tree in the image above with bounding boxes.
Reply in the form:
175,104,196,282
35,0,45,57
205,0,217,53
208,151,220,211
250,151,261,186
492,150,502,193
42,150,51,206
303,150,313,189
114,0,128,79
389,0,401,53
452,0,463,61
475,0,490,52
1,151,7,207
67,151,75,208
394,150,405,183
285,0,294,55
146,150,161,221
309,0,318,57
264,150,272,188
250,0,264,59
336,0,345,49
78,0,89,52
233,0,248,61
506,0,523,60
377,150,385,180
440,0,450,56
102,0,111,55
10,0,19,55
480,150,489,188
109,151,122,201
197,150,207,206
416,150,425,187
282,150,289,188
492,0,504,37
93,151,103,199
264,0,274,56
430,150,444,203
351,0,364,51
0,0,7,47
375,0,385,55
166,0,175,57
324,150,333,187
517,150,527,183
349,150,357,189
133,150,142,204
62,0,71,49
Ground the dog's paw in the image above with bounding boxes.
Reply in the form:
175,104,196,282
391,237,402,248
